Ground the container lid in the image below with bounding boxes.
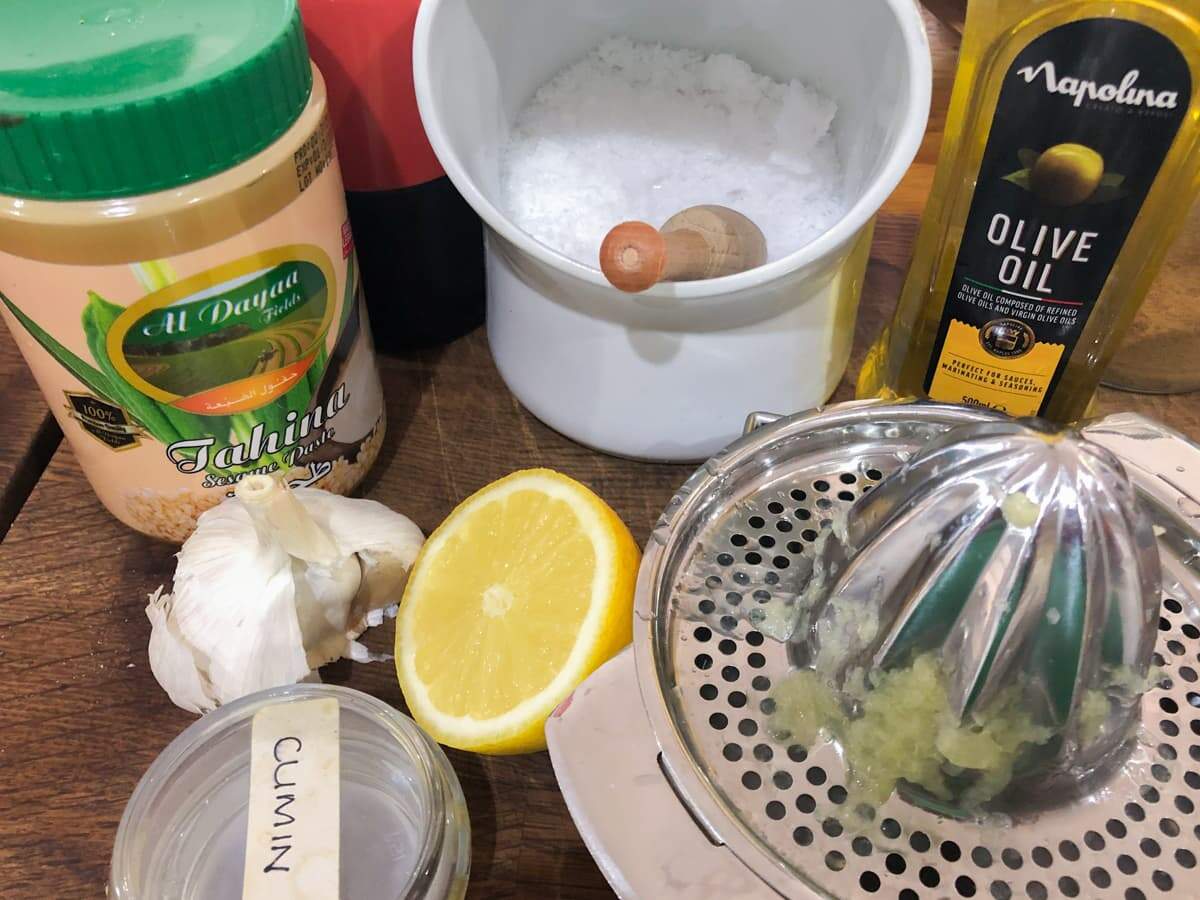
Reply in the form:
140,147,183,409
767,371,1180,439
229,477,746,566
0,0,312,200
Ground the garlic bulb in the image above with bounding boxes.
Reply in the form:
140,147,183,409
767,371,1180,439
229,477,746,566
146,475,424,713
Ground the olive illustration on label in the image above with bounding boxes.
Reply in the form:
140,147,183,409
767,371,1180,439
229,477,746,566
1030,143,1104,205
1003,145,1126,206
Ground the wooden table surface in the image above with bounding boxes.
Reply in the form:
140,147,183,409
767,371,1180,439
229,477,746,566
2,11,1199,899
0,330,61,541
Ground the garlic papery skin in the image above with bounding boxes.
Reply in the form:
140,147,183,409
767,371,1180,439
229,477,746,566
238,475,363,670
145,475,424,713
146,587,219,712
238,472,341,566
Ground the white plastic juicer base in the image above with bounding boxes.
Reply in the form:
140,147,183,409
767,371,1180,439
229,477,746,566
547,648,779,899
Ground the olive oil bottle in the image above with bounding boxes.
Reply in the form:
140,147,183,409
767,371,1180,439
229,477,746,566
858,0,1200,421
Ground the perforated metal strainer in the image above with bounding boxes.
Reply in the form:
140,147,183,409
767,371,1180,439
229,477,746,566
547,401,1200,900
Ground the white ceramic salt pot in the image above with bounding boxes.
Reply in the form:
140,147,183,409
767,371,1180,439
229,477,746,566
414,0,931,461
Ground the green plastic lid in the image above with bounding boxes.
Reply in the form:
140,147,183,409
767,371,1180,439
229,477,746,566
0,0,312,200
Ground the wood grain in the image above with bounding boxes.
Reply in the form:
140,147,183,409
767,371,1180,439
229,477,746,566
0,340,690,899
2,11,1200,900
0,327,60,540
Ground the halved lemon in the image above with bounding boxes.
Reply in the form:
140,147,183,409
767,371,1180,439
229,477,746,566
395,468,641,754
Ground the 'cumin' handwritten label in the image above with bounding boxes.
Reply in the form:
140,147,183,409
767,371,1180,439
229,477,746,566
242,698,340,900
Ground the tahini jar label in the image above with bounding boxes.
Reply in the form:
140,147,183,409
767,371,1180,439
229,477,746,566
0,116,385,542
242,698,340,900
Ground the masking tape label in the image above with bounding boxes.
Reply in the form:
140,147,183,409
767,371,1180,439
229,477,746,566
242,697,340,900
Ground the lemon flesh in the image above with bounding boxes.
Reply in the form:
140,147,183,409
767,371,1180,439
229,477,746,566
396,469,640,754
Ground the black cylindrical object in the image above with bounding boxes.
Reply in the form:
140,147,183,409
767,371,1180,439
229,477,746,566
299,0,485,351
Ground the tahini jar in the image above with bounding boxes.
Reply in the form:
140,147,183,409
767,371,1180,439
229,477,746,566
0,0,385,542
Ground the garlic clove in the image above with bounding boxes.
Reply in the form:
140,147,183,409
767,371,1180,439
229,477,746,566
146,475,424,714
350,550,415,628
296,556,363,669
167,500,314,707
296,489,425,563
146,588,218,714
194,567,313,708
294,489,424,631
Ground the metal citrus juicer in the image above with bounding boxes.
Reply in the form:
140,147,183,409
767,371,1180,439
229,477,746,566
547,401,1200,899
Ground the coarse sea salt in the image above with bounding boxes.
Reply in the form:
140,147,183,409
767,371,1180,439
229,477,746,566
500,37,845,268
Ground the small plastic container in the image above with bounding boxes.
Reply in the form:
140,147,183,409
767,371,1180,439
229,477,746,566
109,685,470,899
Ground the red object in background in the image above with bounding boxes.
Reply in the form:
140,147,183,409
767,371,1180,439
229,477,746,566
300,0,444,190
299,0,485,350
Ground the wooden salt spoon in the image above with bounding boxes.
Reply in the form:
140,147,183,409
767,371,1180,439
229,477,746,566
599,204,767,293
